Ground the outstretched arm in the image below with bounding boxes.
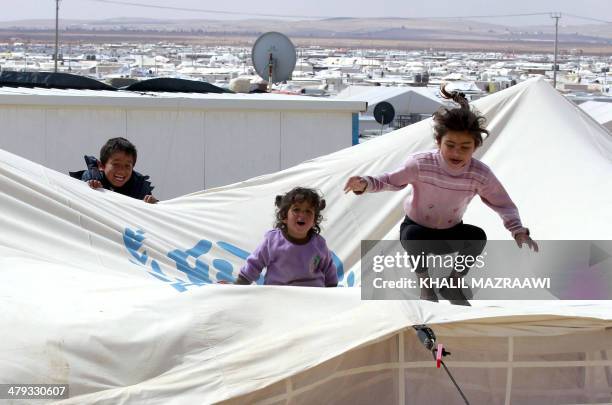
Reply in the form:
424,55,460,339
479,172,538,252
344,156,418,195
343,176,368,194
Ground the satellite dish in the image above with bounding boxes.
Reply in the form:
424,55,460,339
373,102,395,125
252,32,296,88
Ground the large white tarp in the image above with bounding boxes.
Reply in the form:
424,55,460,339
1,78,612,404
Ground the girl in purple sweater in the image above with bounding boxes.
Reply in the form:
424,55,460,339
235,187,338,287
344,85,538,305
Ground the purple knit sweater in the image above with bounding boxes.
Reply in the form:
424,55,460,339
240,229,338,287
363,150,527,236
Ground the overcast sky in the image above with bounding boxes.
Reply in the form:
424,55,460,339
1,0,610,25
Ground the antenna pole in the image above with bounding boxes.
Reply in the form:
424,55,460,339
551,12,561,89
54,0,61,73
267,53,274,92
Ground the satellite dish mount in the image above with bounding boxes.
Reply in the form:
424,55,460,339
373,101,395,135
252,32,296,92
267,53,274,91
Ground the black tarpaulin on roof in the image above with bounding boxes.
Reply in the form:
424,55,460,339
123,78,232,94
0,71,116,91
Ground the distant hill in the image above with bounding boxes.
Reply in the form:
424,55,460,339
0,17,611,43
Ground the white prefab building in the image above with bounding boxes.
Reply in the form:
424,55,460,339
579,100,612,132
0,87,365,199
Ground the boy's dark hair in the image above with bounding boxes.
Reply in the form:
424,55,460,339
274,187,326,235
100,137,138,165
433,84,489,147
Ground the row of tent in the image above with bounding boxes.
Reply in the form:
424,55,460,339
0,71,232,93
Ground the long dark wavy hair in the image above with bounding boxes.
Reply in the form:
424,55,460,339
274,187,326,235
433,83,489,147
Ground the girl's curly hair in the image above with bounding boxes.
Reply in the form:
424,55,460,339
433,83,489,147
274,187,326,235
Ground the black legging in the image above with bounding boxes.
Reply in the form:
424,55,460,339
399,216,487,276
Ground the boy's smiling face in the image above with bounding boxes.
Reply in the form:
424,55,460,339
99,151,134,188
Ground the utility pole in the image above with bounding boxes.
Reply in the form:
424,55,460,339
54,0,61,73
551,12,561,89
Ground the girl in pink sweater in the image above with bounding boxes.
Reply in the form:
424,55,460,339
344,85,538,305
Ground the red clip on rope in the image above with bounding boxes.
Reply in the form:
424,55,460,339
436,343,443,368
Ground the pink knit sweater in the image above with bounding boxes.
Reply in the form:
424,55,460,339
363,150,527,236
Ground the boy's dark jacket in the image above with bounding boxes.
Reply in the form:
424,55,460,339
69,155,154,200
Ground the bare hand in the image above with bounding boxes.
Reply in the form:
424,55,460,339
234,275,252,285
343,176,367,194
87,180,103,189
144,195,159,204
515,232,539,252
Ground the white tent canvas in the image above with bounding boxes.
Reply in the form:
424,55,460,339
336,85,444,115
1,78,612,404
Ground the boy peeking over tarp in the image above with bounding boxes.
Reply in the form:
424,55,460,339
70,137,158,204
